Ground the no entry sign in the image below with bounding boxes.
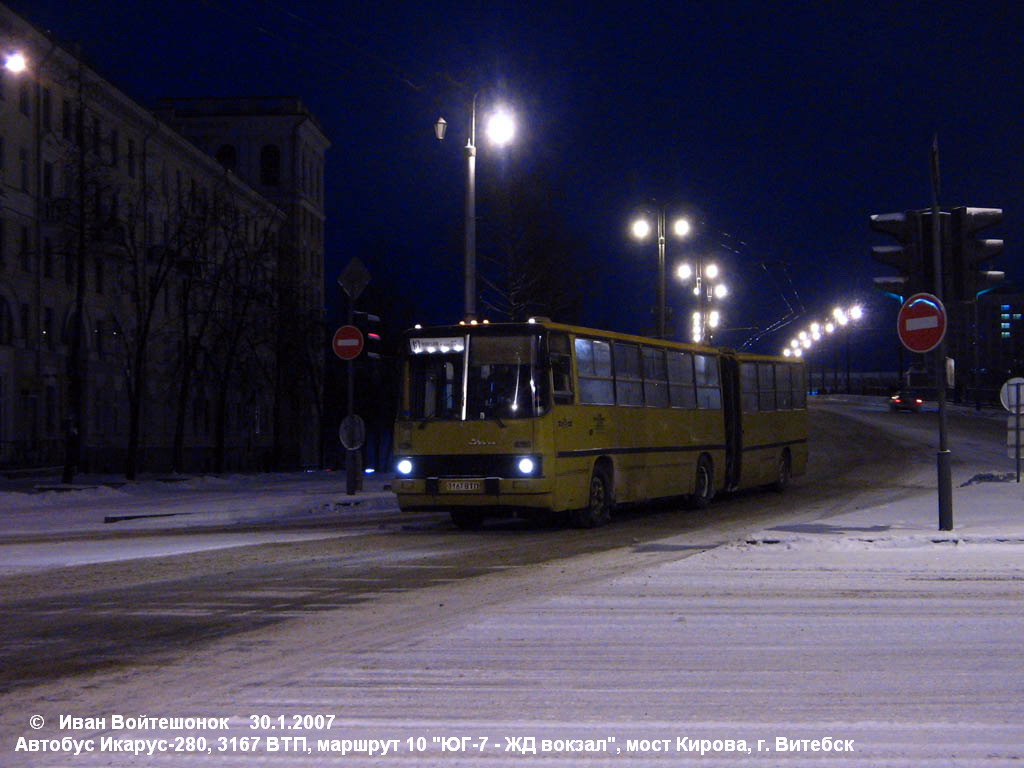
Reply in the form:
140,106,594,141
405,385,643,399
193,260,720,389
332,325,364,360
897,293,947,354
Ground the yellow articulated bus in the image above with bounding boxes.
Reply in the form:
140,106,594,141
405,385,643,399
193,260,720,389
392,319,807,528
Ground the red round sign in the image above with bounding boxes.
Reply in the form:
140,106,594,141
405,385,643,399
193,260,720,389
897,292,947,353
332,325,364,360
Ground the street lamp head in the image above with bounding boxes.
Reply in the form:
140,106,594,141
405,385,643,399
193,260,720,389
849,304,864,321
434,116,448,141
676,263,692,281
713,283,728,299
631,218,652,240
704,263,719,280
4,51,27,73
485,108,515,146
672,218,692,238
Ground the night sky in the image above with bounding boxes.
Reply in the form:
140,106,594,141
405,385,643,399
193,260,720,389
15,0,1024,367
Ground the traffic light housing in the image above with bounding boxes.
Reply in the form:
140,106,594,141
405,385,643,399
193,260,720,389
353,311,382,359
870,210,929,300
949,206,1004,301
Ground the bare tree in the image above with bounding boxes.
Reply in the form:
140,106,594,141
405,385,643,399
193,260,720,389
478,169,587,323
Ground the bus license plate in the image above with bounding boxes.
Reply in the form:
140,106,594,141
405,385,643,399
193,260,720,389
443,479,483,493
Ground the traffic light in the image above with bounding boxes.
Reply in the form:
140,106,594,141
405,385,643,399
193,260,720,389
353,311,382,359
949,206,1004,302
869,210,928,300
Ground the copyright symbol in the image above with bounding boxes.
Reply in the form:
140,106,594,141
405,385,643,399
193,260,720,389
29,715,44,730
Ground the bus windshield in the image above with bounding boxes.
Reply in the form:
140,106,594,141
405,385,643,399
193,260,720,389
407,334,548,421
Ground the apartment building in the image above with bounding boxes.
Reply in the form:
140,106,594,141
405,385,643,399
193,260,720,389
0,3,329,473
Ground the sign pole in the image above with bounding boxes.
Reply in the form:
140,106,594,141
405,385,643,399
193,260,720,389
1011,382,1019,483
345,298,358,494
930,138,953,531
337,258,371,495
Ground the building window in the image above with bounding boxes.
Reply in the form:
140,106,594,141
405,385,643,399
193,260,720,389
20,225,30,272
110,128,119,167
20,302,30,346
94,318,105,357
18,81,29,116
19,147,28,190
41,87,52,132
0,298,11,344
45,385,56,433
42,161,53,198
127,138,136,177
94,257,104,294
62,98,73,139
43,306,53,349
260,144,281,186
216,144,237,172
42,237,53,278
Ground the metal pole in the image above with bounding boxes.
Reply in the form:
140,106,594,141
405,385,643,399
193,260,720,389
345,298,357,495
931,141,953,531
656,210,666,338
1016,382,1021,484
464,142,476,322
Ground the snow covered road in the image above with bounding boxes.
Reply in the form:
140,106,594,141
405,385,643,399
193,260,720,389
1,399,1022,765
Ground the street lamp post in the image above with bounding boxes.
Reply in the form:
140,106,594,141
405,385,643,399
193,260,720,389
631,207,691,338
435,92,515,322
676,258,727,343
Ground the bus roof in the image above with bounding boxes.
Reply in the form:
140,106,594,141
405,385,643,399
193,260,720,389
403,319,799,363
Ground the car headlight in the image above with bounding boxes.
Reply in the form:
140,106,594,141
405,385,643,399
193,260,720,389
396,459,414,476
517,457,536,475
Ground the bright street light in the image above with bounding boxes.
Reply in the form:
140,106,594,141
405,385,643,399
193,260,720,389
632,218,652,240
4,51,27,73
485,109,515,146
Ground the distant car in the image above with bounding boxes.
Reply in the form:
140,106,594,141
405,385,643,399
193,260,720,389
889,391,923,412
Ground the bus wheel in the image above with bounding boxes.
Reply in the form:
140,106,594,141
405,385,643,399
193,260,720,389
691,455,715,509
450,510,484,530
773,451,791,492
573,468,612,528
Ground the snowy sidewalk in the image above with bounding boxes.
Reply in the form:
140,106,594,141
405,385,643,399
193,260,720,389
0,471,396,539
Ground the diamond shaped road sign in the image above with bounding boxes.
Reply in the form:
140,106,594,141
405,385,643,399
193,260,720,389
337,257,371,300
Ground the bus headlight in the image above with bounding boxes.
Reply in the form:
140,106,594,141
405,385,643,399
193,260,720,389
517,457,537,475
396,459,414,476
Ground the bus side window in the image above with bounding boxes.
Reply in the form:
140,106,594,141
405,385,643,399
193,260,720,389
575,337,614,405
642,347,669,408
775,363,792,409
667,350,696,409
550,333,574,405
792,363,807,407
758,362,776,411
740,362,759,413
695,354,722,410
613,343,643,406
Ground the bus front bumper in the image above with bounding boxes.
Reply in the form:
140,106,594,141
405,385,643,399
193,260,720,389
394,477,554,510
